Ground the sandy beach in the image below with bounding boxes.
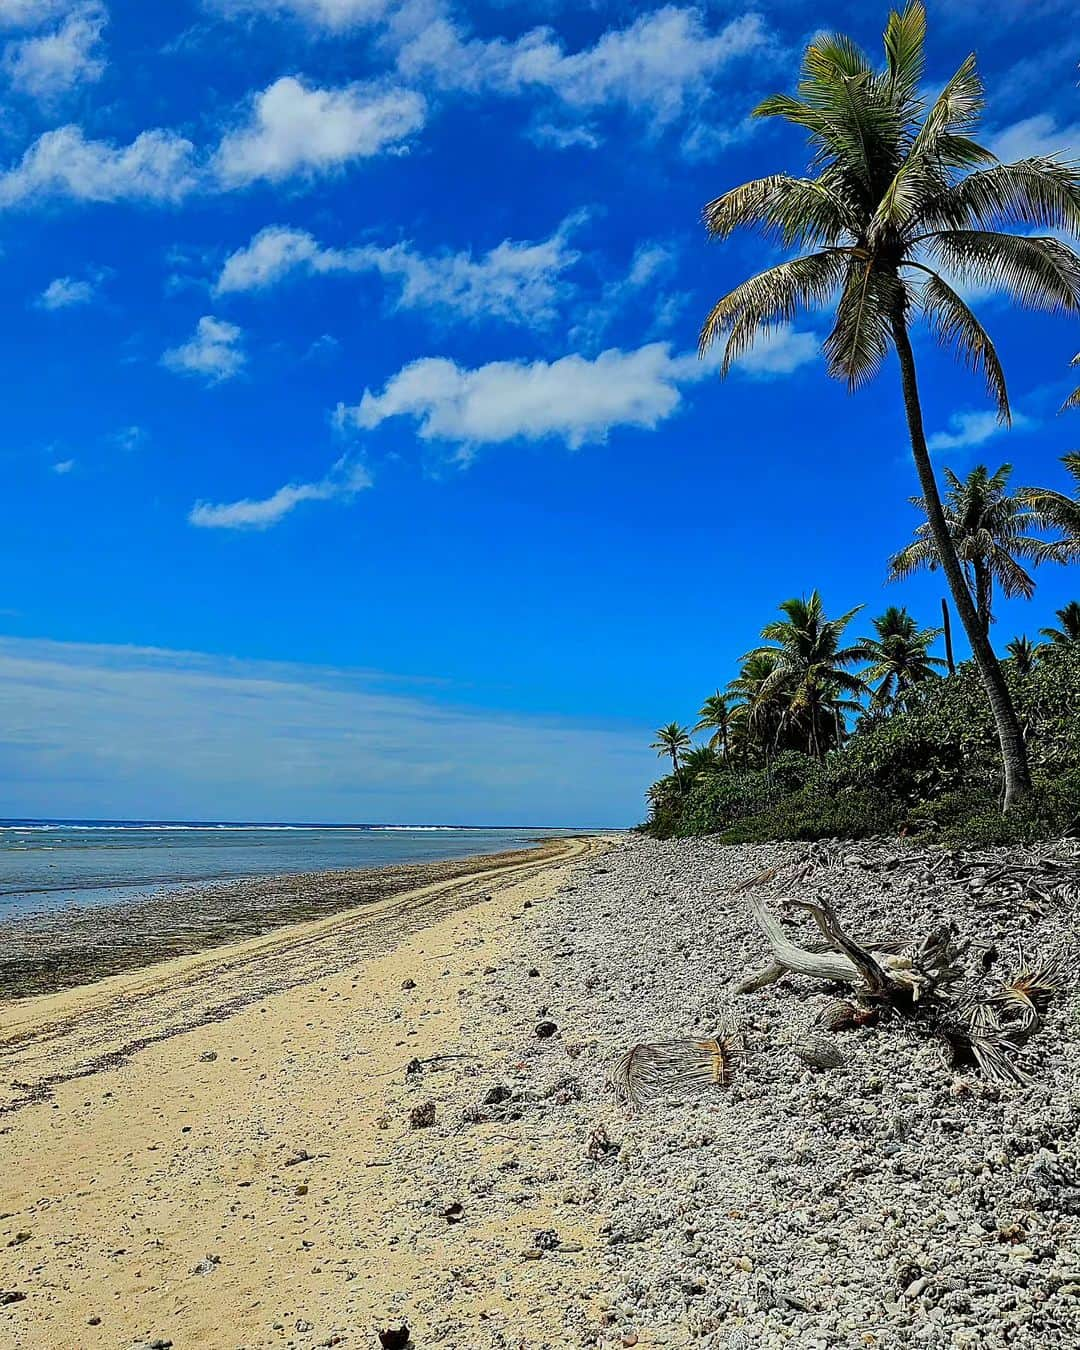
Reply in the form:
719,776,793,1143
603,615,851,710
0,835,612,1350
2,832,1079,1350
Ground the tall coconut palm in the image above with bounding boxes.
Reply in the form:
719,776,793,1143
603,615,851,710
694,691,733,757
1005,635,1038,674
1040,600,1080,647
726,652,788,763
697,0,1080,809
1020,453,1080,564
650,722,692,786
888,464,1042,630
857,605,945,710
745,592,867,759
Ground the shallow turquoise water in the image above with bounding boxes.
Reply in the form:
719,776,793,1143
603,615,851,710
0,820,581,919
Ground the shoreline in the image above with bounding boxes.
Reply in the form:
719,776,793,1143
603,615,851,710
0,836,589,1001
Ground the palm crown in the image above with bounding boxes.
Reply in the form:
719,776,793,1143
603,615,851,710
1040,601,1080,647
650,722,692,779
857,605,944,710
1005,635,1038,675
699,3,1080,400
693,692,732,755
745,591,867,757
888,464,1041,629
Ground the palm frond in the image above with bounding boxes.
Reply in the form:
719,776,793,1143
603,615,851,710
823,264,903,388
926,231,1080,314
698,250,848,368
916,268,1009,420
923,157,1080,234
702,174,854,247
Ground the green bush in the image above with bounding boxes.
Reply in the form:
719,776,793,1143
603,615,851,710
717,785,901,844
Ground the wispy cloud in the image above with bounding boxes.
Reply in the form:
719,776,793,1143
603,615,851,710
51,456,74,473
0,124,197,207
206,0,392,30
397,6,771,137
927,408,1035,454
0,636,647,823
0,74,424,209
989,113,1080,162
36,272,97,308
189,457,371,529
215,214,584,325
162,315,246,383
0,0,71,29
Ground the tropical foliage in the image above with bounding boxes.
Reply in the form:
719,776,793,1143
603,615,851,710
697,0,1080,810
645,621,1080,846
743,592,866,758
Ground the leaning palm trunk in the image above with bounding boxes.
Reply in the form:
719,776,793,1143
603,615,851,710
891,315,1031,806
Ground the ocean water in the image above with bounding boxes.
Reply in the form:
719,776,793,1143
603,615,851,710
0,820,582,920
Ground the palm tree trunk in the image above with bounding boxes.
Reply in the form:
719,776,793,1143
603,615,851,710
940,598,956,675
671,750,683,792
973,560,991,634
891,314,1031,810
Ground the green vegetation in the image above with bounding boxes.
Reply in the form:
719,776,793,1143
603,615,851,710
697,1,1080,810
647,635,1080,846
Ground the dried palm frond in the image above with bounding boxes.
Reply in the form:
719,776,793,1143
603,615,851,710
992,953,1059,1036
940,998,1031,1086
610,1025,743,1111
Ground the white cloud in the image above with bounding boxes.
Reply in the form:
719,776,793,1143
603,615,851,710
3,1,106,99
52,457,74,473
398,7,770,126
0,636,648,824
0,0,68,28
209,0,392,29
0,124,197,207
214,215,583,324
162,315,246,383
212,76,426,187
927,408,1035,453
189,458,371,529
989,114,1080,163
337,327,817,456
37,273,95,308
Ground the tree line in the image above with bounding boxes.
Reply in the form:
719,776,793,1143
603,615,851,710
657,1,1080,819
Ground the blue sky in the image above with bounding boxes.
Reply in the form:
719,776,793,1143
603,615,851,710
0,0,1078,825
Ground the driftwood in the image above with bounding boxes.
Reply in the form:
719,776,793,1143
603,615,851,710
738,868,1059,1086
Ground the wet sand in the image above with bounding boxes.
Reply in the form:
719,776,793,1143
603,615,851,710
0,839,579,1000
